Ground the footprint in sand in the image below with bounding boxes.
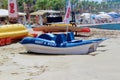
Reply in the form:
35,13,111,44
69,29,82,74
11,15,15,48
11,72,19,75
0,62,4,66
25,78,33,80
28,65,48,76
0,70,2,75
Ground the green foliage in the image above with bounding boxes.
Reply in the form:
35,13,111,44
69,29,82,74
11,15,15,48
78,0,120,13
35,0,49,10
35,0,65,10
0,0,7,9
51,0,65,10
0,0,120,13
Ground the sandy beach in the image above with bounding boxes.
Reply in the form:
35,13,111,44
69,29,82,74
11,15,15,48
0,28,120,80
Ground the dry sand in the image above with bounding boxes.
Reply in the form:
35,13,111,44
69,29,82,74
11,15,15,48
0,28,120,80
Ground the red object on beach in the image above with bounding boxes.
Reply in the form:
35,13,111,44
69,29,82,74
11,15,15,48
0,38,12,46
31,33,38,37
0,38,5,46
5,38,12,45
80,27,91,32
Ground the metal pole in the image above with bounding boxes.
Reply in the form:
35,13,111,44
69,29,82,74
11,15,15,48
71,1,76,24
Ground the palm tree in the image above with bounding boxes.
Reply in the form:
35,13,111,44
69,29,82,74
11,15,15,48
35,0,49,10
0,0,7,9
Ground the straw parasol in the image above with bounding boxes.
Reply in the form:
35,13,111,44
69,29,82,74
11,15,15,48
30,10,60,16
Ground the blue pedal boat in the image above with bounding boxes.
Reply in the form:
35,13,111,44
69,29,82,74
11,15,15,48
20,32,107,54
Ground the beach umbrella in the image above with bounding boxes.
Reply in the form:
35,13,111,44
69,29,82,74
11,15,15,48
108,12,120,18
30,10,60,16
96,13,112,19
80,13,91,19
81,13,90,16
30,11,46,15
98,12,106,14
0,9,8,17
18,12,26,16
42,10,60,14
108,12,117,14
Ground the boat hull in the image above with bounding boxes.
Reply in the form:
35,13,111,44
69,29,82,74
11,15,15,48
23,43,95,55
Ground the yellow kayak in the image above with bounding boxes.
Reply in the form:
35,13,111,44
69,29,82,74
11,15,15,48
33,23,81,32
